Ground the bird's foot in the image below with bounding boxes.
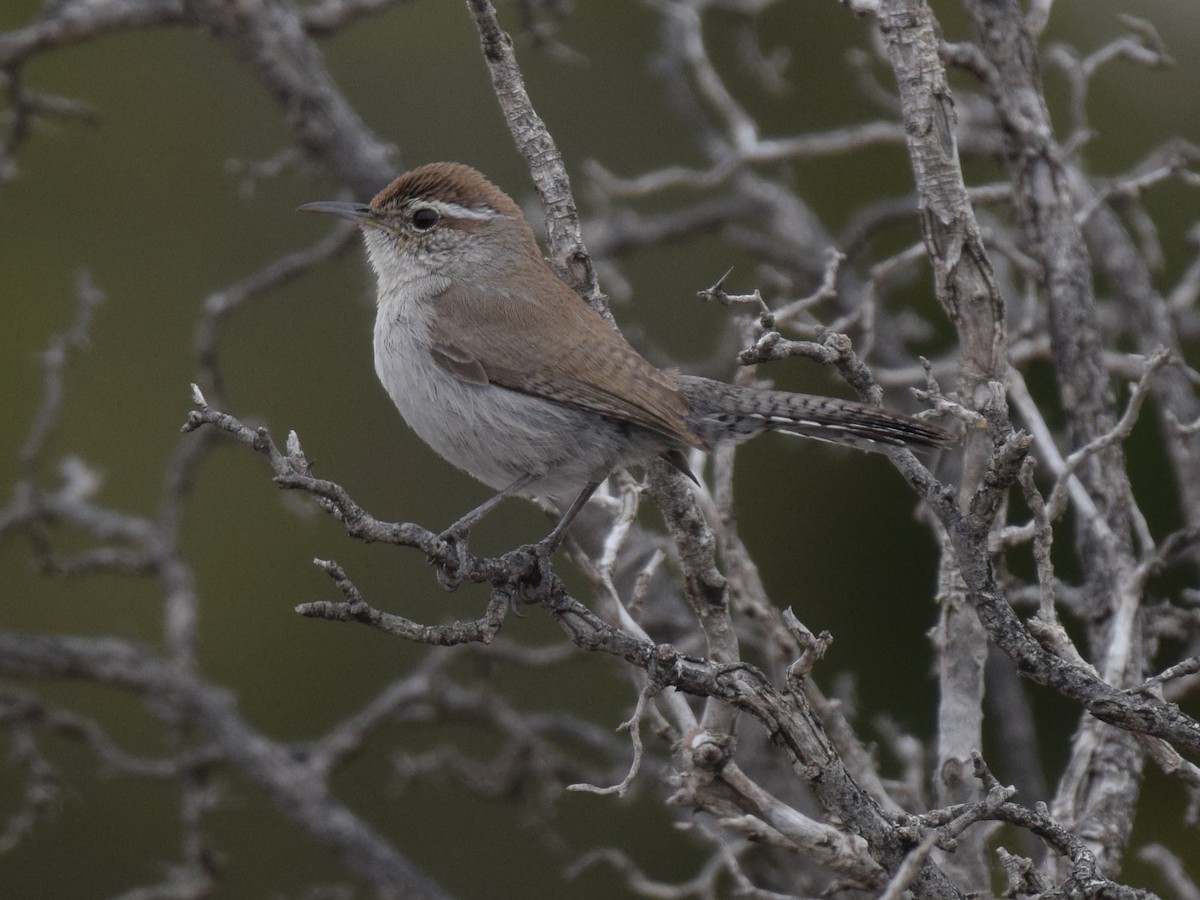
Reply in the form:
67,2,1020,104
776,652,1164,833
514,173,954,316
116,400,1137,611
429,527,472,592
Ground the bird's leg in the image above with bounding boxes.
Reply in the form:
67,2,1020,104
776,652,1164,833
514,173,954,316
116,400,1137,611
442,472,539,539
434,473,539,590
433,476,600,591
516,480,602,599
539,480,601,554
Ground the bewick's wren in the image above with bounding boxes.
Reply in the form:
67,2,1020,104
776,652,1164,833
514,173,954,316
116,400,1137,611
301,162,949,544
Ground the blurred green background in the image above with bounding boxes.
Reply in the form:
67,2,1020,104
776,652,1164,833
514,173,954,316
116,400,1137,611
2,0,1198,896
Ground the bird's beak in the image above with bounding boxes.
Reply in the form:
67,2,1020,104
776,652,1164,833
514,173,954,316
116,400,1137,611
297,200,378,226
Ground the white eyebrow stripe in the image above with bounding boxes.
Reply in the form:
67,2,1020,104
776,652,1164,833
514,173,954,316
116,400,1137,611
418,199,499,221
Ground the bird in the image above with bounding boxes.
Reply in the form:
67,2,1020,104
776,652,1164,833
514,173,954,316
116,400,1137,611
299,162,951,549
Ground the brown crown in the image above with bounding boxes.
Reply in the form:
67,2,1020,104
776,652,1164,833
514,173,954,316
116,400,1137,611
370,162,524,220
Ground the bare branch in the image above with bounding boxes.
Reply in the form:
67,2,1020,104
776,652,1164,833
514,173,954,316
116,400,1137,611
183,0,393,197
17,272,104,477
195,223,359,394
566,682,651,797
467,0,600,306
298,559,513,644
5,0,1199,892
0,634,451,900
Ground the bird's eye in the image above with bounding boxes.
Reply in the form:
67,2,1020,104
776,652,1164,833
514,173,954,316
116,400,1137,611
411,207,440,231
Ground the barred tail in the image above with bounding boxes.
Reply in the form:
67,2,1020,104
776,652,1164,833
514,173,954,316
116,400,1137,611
679,377,952,452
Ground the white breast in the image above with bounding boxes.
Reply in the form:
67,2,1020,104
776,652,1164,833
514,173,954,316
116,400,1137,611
371,289,653,504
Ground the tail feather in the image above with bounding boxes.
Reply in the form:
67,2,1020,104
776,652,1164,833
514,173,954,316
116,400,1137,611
679,376,952,452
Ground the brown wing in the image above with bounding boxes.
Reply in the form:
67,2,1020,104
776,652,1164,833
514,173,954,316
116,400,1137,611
427,271,705,450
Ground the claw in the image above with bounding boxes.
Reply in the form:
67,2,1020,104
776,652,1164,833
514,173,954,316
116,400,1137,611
429,528,471,592
434,564,462,592
515,541,557,603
